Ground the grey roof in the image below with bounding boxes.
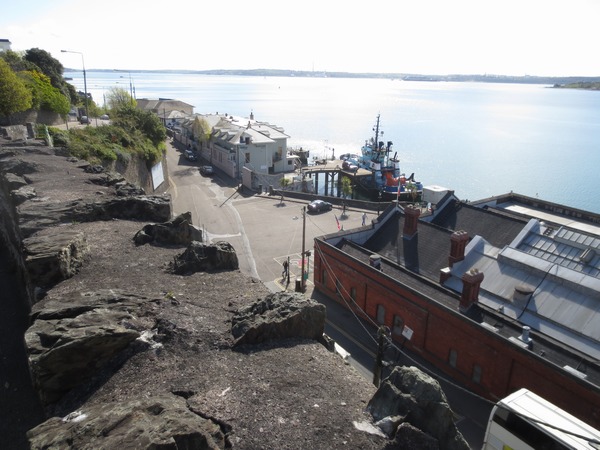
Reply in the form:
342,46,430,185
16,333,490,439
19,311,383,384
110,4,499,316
444,217,600,361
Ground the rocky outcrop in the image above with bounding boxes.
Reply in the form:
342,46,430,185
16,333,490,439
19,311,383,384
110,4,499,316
134,212,203,246
27,395,229,450
25,290,160,405
231,291,326,346
23,230,89,288
171,240,238,274
18,195,171,237
367,366,469,450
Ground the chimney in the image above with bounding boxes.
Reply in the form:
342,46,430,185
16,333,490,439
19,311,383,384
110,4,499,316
403,205,420,238
449,230,469,267
460,268,484,312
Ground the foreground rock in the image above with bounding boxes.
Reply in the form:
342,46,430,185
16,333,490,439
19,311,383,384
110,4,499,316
18,195,171,237
367,366,470,450
134,212,203,246
27,395,229,450
171,240,239,273
23,230,89,288
25,290,159,405
231,291,326,346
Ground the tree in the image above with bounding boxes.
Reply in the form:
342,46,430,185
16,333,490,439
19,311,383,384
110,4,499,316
192,117,212,150
20,70,70,115
112,105,166,146
0,59,32,119
24,48,64,89
0,49,38,73
106,87,136,111
341,176,353,199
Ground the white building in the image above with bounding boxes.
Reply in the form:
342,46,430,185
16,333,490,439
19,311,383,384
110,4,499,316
0,39,11,52
182,112,299,186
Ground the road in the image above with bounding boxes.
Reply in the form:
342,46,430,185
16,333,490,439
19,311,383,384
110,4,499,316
164,140,490,449
165,140,369,291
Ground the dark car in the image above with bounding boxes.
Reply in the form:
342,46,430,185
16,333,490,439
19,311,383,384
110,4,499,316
200,165,214,176
307,199,333,213
184,149,197,161
79,116,90,124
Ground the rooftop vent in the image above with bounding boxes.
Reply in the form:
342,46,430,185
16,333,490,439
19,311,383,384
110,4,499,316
519,326,532,345
580,247,596,263
513,284,534,303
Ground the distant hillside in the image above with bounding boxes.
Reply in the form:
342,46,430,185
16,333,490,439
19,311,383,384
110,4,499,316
66,68,600,86
553,81,600,90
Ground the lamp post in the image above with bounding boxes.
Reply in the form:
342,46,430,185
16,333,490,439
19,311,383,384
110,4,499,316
61,50,88,120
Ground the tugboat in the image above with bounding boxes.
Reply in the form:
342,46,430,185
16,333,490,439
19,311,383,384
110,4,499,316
341,115,423,201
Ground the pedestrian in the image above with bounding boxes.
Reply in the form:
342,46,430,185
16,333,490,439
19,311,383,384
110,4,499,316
362,212,367,226
282,260,289,279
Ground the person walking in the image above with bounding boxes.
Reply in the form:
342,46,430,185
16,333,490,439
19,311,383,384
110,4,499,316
362,212,367,226
282,260,289,279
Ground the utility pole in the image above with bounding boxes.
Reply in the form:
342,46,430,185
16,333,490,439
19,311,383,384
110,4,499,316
301,206,306,292
373,325,390,387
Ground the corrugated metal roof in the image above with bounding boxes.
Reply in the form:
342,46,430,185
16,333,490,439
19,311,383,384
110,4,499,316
448,220,600,360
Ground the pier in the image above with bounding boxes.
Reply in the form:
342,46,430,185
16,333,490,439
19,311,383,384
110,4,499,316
301,159,372,197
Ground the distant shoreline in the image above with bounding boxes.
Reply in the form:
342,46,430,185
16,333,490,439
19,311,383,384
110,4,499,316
63,68,600,86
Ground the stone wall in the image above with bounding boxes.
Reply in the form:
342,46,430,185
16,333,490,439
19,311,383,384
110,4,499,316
0,109,65,127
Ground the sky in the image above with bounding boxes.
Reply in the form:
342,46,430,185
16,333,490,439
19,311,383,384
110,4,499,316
1,0,599,77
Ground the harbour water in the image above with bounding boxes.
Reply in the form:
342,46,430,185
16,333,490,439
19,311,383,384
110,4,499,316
68,71,600,213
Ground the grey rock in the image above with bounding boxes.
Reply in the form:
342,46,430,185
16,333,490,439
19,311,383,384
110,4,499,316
23,229,89,287
0,124,29,141
134,212,203,246
19,195,171,237
23,230,89,288
25,290,159,405
27,395,228,450
171,240,238,274
115,181,145,196
231,291,326,346
12,185,37,204
0,158,38,176
5,172,28,190
390,422,440,449
367,366,469,450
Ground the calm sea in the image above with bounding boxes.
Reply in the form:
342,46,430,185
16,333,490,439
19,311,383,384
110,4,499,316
68,71,600,214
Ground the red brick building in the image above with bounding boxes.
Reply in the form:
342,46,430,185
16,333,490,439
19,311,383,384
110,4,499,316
313,192,600,428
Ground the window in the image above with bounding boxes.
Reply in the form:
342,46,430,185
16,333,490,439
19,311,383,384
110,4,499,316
449,349,458,368
322,270,327,287
350,287,356,302
335,279,342,296
376,304,385,324
472,364,482,384
245,152,250,163
392,315,404,335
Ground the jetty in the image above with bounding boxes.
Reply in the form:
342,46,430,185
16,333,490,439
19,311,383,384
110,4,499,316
301,159,372,197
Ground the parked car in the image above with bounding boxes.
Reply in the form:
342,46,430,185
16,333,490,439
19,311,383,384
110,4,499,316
307,199,333,213
100,114,110,120
184,150,197,161
200,165,214,176
79,116,90,124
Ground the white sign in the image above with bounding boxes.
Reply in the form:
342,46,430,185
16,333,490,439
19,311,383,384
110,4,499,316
151,161,164,190
401,325,413,341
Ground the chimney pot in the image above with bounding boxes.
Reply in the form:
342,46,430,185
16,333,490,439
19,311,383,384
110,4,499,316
460,268,484,312
449,230,469,267
403,205,420,238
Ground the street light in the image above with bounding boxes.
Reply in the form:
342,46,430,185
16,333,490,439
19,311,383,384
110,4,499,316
61,49,88,119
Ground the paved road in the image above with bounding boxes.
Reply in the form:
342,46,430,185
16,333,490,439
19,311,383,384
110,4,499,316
165,140,371,291
164,140,490,449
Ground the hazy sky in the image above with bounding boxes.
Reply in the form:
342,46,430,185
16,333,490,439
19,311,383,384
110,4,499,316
2,0,598,76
